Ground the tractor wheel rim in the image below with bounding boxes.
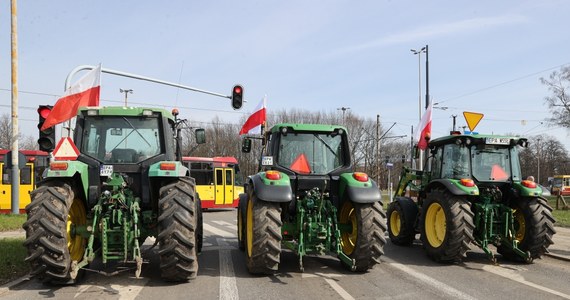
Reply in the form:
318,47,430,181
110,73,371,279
390,210,401,237
340,201,356,255
513,208,526,241
67,199,86,262
246,199,254,257
425,202,446,248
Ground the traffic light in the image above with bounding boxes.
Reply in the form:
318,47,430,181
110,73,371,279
37,105,55,152
231,85,243,110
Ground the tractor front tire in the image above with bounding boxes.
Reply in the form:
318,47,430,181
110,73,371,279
387,197,418,246
245,195,282,274
498,197,556,261
157,177,199,281
237,195,247,251
339,201,386,272
23,182,87,284
420,189,475,262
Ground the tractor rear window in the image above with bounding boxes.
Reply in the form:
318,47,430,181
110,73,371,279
472,146,517,182
82,116,163,163
277,132,345,174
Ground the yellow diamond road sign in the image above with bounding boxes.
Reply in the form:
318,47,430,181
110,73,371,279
463,111,484,132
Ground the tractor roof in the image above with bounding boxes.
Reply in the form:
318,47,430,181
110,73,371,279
270,123,347,134
429,133,528,148
78,106,175,121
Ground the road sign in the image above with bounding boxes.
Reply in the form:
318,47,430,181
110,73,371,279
463,111,484,132
53,137,80,160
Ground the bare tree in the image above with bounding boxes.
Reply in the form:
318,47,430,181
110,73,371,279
540,66,570,128
0,113,38,150
519,135,569,185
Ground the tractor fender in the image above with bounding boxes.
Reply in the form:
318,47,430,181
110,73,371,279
339,173,382,204
44,160,90,201
250,173,293,203
426,179,479,196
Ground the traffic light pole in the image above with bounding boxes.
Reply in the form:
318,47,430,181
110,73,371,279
10,0,20,214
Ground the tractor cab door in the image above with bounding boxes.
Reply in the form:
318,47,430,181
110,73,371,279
214,168,235,205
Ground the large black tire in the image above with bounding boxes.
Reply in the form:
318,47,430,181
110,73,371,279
196,194,203,254
157,177,199,281
498,197,556,261
237,194,247,251
387,197,419,246
339,201,386,272
245,195,282,274
420,189,475,262
23,182,87,284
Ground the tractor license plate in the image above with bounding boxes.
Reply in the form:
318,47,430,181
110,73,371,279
486,137,510,145
261,156,274,166
100,165,114,176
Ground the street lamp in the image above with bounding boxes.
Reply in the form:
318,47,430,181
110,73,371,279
120,88,133,106
337,107,350,124
411,46,426,170
537,138,541,184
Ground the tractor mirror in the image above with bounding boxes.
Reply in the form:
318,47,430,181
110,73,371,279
242,138,252,153
195,128,206,144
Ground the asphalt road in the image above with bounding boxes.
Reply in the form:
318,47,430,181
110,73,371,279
1,209,569,300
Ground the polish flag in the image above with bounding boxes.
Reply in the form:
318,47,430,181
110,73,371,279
414,100,432,150
239,95,266,135
41,64,101,131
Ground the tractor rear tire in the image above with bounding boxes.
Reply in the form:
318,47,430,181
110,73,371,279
196,194,203,254
387,197,418,246
498,197,556,262
237,195,246,251
157,177,199,281
23,182,87,284
245,195,282,274
420,189,475,262
339,201,386,272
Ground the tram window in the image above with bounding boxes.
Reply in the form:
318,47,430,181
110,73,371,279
20,166,32,185
2,166,9,184
216,169,223,185
225,169,232,185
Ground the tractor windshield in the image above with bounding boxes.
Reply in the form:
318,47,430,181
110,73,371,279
277,132,345,175
471,145,522,182
81,116,163,163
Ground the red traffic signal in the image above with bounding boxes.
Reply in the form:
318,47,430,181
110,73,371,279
231,85,243,110
37,105,55,152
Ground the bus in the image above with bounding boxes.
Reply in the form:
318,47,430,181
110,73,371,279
0,149,50,213
183,156,244,209
551,175,570,196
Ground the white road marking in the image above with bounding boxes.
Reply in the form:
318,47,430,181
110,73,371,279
111,279,147,300
218,238,239,300
301,272,344,278
324,278,355,300
212,220,236,228
382,257,477,300
204,223,236,238
482,265,570,299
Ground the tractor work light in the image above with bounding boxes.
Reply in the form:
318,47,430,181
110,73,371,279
353,172,369,182
460,178,475,187
160,162,177,171
522,180,537,188
50,162,68,171
265,170,281,180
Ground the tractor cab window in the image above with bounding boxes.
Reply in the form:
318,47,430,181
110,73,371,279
82,116,163,163
472,145,514,182
277,132,344,175
441,144,470,179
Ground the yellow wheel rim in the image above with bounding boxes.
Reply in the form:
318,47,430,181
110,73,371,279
390,210,401,237
425,202,446,248
513,208,526,242
339,201,357,255
66,199,87,262
246,199,254,257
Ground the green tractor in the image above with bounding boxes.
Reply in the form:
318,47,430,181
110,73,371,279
237,123,386,273
387,133,556,263
23,106,206,284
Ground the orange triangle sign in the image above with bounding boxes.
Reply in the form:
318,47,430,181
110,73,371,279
53,137,80,161
463,111,484,132
290,153,311,174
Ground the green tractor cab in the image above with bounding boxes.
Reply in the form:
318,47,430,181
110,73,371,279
388,133,556,263
237,123,386,273
23,106,204,284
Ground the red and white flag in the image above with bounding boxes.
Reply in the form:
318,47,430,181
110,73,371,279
414,100,432,150
239,95,266,135
41,64,102,131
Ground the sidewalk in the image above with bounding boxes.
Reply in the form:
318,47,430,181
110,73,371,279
1,227,569,260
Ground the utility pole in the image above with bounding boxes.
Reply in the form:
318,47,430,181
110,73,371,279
10,0,20,214
376,114,380,186
337,107,350,124
120,88,133,106
452,115,457,132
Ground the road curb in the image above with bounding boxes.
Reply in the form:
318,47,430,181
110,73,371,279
0,275,30,292
545,252,570,262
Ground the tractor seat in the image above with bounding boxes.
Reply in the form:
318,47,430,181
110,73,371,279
110,148,137,163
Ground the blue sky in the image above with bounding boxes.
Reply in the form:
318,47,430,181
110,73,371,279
1,1,570,149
